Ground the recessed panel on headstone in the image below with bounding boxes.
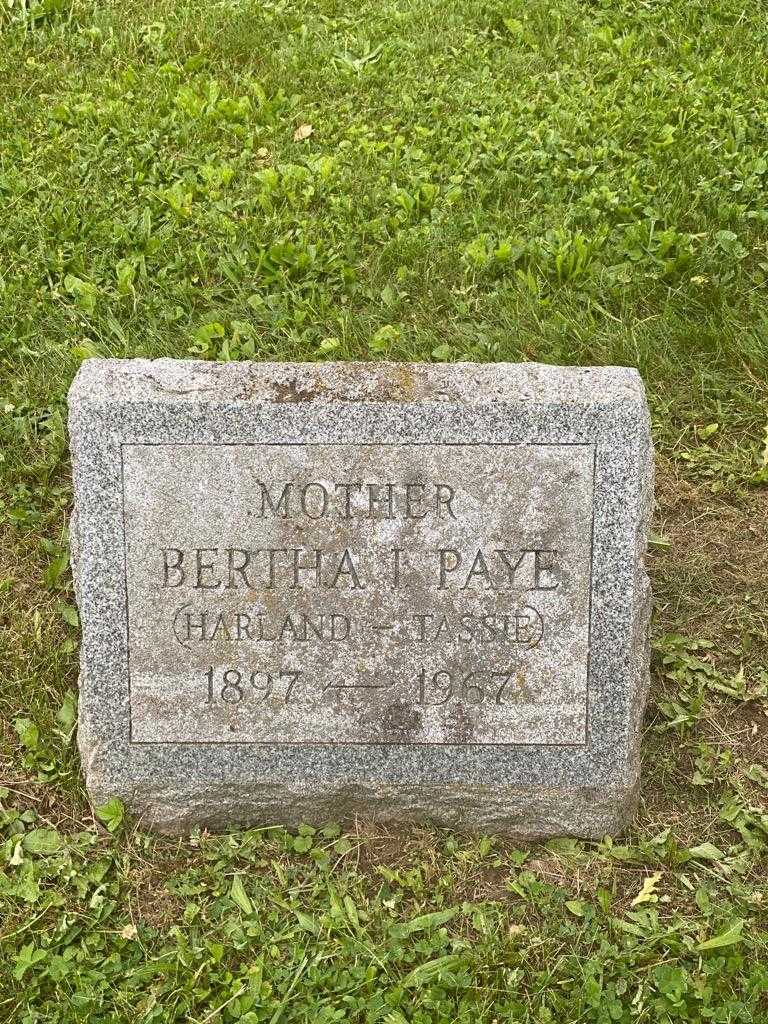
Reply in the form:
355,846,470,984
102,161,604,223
123,441,593,746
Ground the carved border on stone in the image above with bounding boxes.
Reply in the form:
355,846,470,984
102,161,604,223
119,440,598,749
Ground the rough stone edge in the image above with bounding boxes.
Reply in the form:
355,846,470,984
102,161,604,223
68,357,648,409
627,403,655,769
80,750,639,838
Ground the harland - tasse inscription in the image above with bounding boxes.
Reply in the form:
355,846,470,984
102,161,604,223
123,442,593,746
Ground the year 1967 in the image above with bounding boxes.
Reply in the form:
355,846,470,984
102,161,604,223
204,666,525,706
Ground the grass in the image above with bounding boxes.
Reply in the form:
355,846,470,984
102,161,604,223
1,0,767,1020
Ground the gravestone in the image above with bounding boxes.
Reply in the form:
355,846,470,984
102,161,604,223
69,359,653,836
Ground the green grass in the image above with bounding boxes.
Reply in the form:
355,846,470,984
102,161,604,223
1,0,767,1020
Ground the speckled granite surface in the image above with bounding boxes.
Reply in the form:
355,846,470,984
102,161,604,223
69,359,653,837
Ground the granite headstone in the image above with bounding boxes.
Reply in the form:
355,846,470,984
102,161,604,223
68,359,653,836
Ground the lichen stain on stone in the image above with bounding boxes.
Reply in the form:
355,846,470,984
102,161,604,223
201,360,464,406
271,377,324,404
252,364,429,405
381,700,423,738
369,363,419,403
357,363,433,403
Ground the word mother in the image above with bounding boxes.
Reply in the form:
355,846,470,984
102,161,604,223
254,479,458,520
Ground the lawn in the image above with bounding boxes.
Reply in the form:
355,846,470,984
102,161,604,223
1,0,767,1020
